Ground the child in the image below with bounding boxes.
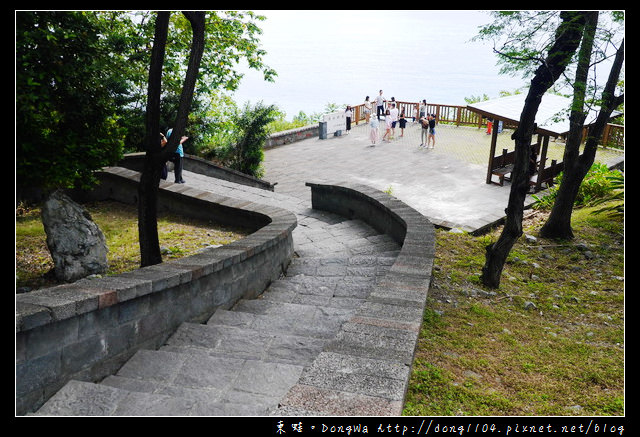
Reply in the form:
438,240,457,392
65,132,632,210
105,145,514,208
427,114,436,148
398,110,407,137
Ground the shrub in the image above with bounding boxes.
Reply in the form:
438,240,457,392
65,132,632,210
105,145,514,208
532,163,622,210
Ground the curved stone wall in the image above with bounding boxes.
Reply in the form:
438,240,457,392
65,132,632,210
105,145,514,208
275,181,436,415
15,167,297,415
118,153,276,191
305,180,435,323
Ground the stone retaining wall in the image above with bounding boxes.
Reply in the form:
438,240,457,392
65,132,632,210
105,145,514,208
265,124,319,149
118,153,275,191
15,167,297,415
305,181,435,311
278,182,436,415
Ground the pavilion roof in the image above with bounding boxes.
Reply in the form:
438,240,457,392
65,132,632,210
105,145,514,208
467,93,622,136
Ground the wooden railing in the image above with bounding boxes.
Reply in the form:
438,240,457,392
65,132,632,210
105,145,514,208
350,101,623,149
352,101,502,128
594,123,624,149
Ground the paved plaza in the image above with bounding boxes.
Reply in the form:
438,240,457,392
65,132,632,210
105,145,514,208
261,120,623,233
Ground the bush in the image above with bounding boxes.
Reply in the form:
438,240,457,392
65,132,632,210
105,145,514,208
532,163,622,210
208,102,277,178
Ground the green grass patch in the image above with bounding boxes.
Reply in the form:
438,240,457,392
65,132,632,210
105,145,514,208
403,203,624,416
16,200,249,291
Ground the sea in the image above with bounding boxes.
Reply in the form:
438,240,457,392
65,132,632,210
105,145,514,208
230,10,529,119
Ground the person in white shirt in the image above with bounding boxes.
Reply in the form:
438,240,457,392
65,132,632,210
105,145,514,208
363,96,372,123
344,106,353,134
369,113,379,146
388,103,399,139
375,90,386,120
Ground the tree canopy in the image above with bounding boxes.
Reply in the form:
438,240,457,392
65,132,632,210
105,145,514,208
16,11,126,196
16,10,276,198
475,11,624,287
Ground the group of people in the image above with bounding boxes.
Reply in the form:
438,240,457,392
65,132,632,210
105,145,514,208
361,91,435,148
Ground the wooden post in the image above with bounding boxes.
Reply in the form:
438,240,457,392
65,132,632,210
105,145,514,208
535,135,550,191
486,119,500,184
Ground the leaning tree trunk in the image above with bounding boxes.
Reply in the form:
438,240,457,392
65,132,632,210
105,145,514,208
138,11,169,268
481,83,547,288
540,36,624,240
138,11,206,267
481,12,587,288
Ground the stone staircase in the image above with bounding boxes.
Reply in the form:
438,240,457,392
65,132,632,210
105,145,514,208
34,213,402,416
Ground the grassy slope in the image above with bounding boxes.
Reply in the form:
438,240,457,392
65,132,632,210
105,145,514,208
403,204,624,416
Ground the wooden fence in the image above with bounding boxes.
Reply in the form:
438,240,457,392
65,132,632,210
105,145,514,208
350,101,624,149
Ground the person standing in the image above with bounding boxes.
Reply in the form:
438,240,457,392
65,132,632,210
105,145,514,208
375,90,386,120
363,96,372,123
345,105,353,134
388,103,399,139
398,109,407,137
427,114,436,148
369,112,379,146
166,128,188,183
419,99,427,120
382,108,392,142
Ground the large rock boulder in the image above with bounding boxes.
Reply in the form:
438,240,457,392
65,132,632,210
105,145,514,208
41,190,108,282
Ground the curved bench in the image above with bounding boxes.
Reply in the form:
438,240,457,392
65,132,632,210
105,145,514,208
15,167,297,415
276,181,435,416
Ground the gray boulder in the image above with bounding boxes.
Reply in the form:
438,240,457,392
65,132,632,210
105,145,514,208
41,190,108,282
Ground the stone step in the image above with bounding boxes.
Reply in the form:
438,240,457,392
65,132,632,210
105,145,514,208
225,299,355,339
34,376,279,416
285,253,398,278
162,321,327,365
257,277,370,310
100,375,278,416
33,379,194,416
110,348,302,411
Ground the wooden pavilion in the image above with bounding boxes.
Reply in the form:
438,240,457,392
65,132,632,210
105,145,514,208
467,93,621,192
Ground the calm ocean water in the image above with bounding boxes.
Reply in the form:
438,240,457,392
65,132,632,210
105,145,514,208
231,10,528,119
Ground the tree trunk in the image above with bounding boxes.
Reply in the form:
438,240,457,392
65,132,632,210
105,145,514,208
138,11,206,267
138,11,169,267
481,12,587,288
481,83,546,288
540,35,624,240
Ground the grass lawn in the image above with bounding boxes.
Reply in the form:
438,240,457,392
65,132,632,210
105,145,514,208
403,203,624,416
15,199,249,291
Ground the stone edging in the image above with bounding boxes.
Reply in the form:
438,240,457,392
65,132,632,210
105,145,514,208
15,166,297,415
118,152,276,191
276,181,435,416
265,124,319,149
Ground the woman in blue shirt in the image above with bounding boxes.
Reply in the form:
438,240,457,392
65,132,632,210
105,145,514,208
166,128,188,184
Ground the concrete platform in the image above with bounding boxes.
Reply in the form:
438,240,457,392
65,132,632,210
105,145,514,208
262,121,624,234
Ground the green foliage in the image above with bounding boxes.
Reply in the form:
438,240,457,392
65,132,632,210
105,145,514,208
207,102,278,178
16,10,280,195
16,11,126,194
532,163,623,210
590,171,624,218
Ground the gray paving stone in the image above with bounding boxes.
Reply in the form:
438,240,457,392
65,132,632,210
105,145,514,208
296,352,410,401
33,138,441,416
